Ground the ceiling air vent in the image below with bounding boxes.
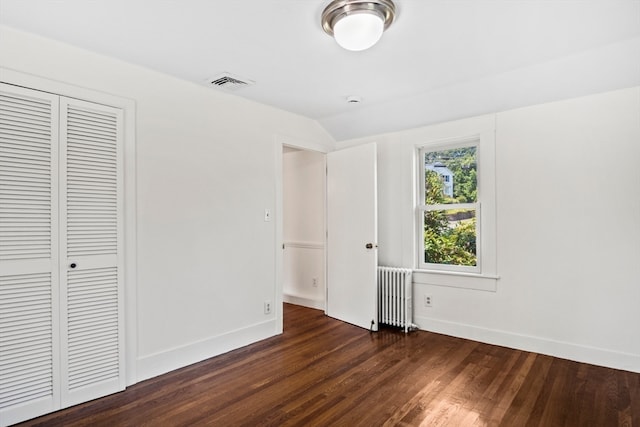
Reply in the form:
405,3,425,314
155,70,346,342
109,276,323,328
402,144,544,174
207,73,255,91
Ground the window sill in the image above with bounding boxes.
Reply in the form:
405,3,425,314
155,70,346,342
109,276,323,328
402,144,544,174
413,269,499,292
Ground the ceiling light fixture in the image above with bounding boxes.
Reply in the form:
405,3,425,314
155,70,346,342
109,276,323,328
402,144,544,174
321,0,396,51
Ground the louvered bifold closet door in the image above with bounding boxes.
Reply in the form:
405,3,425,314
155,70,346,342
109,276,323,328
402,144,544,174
59,98,125,408
0,84,61,426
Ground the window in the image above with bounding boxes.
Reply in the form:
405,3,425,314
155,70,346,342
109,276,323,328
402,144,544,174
418,142,479,272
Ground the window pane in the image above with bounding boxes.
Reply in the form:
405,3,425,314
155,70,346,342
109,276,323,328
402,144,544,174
424,209,476,266
424,146,477,204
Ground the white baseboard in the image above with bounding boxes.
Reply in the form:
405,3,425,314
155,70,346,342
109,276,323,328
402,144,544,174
283,293,325,311
414,315,640,373
136,319,279,382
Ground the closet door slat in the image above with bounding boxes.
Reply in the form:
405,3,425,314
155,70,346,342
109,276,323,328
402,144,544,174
0,90,55,263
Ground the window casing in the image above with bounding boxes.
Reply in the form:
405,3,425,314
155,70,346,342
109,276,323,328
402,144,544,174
417,139,481,273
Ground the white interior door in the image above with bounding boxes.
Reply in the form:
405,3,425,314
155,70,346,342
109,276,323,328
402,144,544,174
326,143,378,331
59,97,125,408
0,84,61,426
0,84,125,426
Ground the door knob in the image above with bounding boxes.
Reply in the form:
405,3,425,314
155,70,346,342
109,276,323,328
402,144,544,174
365,243,377,249
70,263,77,269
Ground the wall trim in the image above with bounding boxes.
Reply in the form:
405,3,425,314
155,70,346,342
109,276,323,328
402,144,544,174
136,319,278,382
284,293,325,311
414,272,497,292
284,241,325,250
415,315,640,374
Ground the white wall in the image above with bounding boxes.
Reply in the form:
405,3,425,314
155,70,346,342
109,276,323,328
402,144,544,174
282,148,326,309
0,26,334,381
1,24,638,384
340,87,640,373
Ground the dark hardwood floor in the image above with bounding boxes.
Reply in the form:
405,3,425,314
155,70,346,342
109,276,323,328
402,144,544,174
16,303,640,426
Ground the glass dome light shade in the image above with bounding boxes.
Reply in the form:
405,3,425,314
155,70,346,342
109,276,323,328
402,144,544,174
333,12,385,51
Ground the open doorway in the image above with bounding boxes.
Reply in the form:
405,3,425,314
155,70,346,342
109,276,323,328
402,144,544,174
282,145,326,313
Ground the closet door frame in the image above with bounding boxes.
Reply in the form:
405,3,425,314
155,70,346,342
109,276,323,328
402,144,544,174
0,68,138,388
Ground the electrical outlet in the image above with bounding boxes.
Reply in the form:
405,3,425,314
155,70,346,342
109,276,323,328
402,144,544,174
312,277,318,287
424,295,433,307
264,300,272,314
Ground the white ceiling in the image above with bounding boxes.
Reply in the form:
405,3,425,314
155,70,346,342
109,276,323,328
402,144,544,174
1,0,639,141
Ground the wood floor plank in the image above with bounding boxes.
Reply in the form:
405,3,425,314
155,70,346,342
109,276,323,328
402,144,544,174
13,303,640,427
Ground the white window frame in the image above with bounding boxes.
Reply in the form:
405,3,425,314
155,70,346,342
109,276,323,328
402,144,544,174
417,138,481,273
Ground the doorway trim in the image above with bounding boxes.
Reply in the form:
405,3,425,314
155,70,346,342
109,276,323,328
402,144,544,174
274,135,331,334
